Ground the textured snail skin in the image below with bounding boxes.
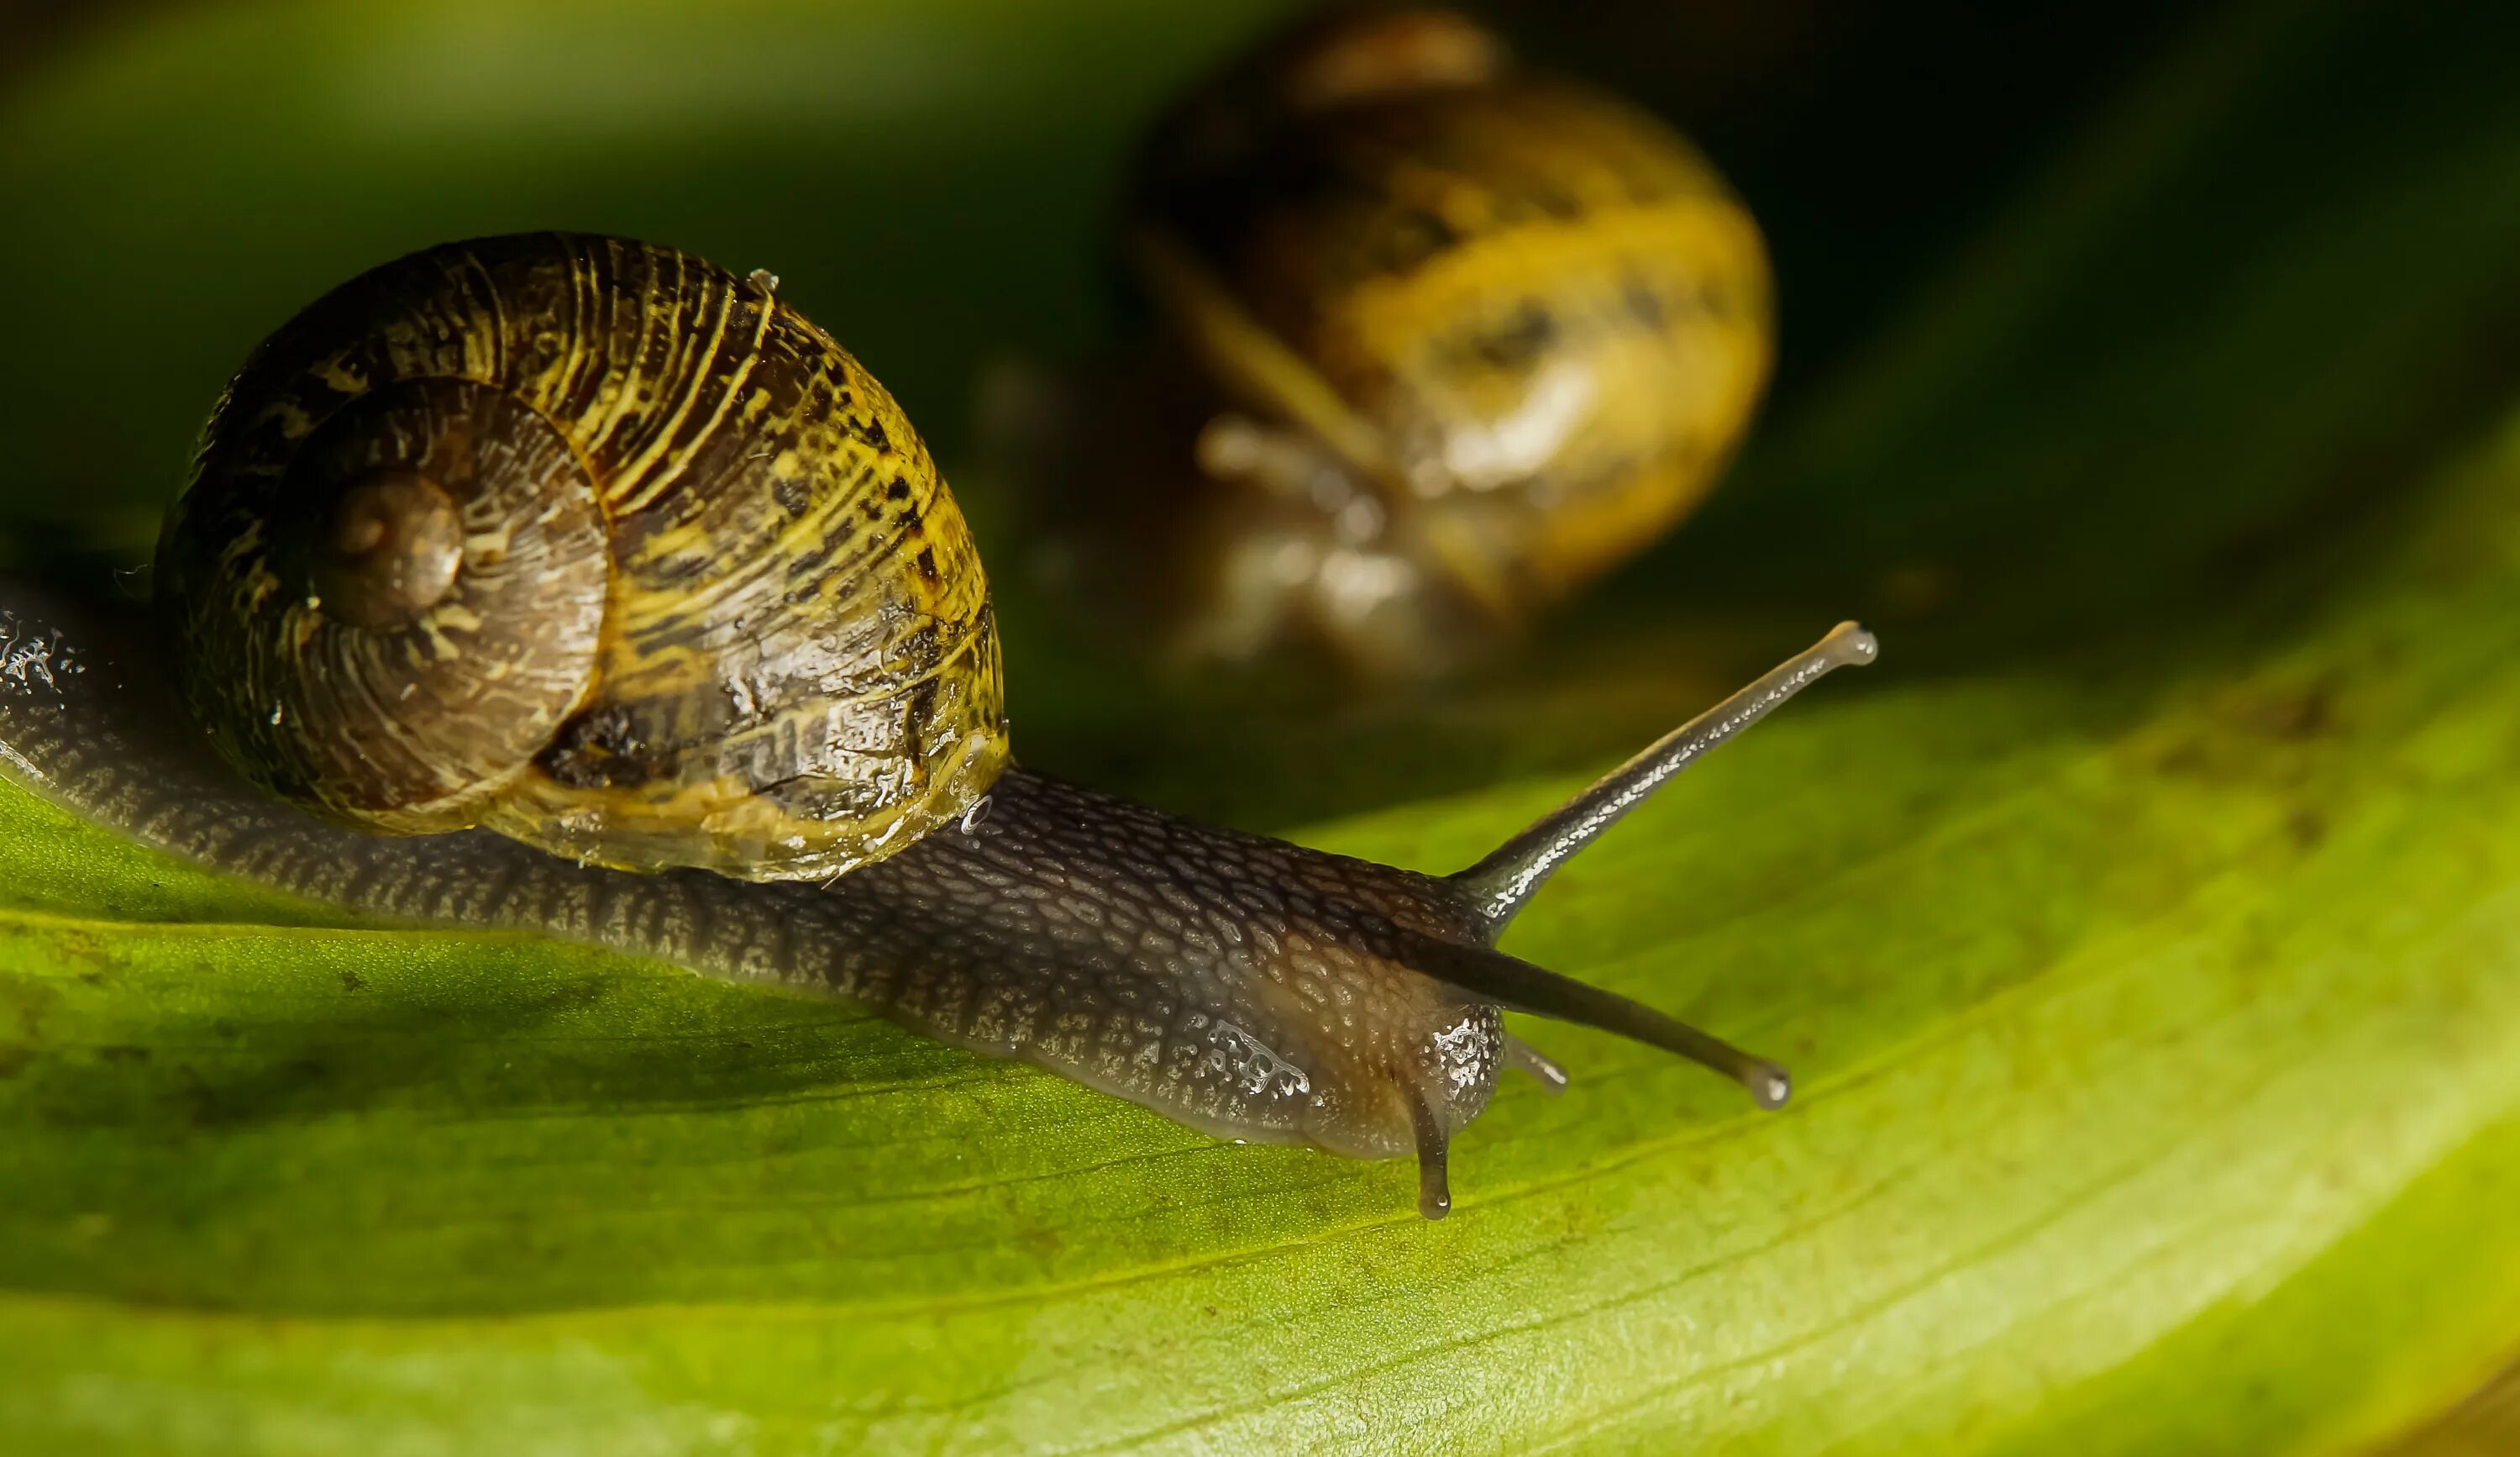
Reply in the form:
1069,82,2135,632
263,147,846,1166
1116,5,1774,675
0,581,1875,1217
0,584,1502,1174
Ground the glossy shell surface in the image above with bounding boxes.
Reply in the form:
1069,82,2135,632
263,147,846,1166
158,234,1006,880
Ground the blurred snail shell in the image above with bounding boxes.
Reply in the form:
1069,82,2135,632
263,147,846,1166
1100,5,1775,677
0,232,1873,1218
160,234,1003,881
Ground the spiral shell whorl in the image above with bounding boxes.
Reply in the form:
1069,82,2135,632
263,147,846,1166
160,233,1008,880
161,337,611,835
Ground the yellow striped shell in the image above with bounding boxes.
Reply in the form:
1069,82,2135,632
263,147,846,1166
1127,7,1774,675
157,233,1005,881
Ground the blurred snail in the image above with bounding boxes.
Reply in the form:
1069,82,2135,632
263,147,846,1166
1019,5,1773,680
0,233,1869,1218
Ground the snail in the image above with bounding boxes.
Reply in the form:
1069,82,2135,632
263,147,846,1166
1019,4,1774,680
0,232,1872,1219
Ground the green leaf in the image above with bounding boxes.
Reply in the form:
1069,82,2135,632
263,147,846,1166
7,1,2520,1453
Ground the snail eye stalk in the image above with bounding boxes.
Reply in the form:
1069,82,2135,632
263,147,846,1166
1425,623,1878,1106
1453,622,1878,931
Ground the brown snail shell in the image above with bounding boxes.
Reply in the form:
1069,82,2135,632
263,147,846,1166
157,234,1005,881
1046,4,1777,679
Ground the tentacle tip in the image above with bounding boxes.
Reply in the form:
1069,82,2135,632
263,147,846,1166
1417,1159,1452,1219
1746,1061,1792,1110
1410,1098,1454,1219
1504,1034,1571,1094
1825,622,1880,667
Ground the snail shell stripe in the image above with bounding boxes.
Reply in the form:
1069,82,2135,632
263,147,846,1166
159,234,1005,881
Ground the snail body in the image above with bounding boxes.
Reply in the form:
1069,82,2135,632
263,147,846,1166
0,233,1872,1218
1090,6,1775,676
